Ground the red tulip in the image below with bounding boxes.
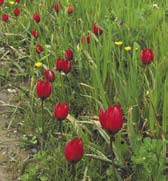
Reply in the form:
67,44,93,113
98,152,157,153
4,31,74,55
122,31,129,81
67,5,73,14
64,137,83,162
62,60,72,74
80,35,90,44
56,58,63,71
2,14,9,22
33,13,40,23
44,69,55,82
35,44,43,53
15,0,20,3
141,48,154,64
65,49,73,60
93,23,103,35
0,0,4,6
36,80,52,100
54,102,69,120
56,58,72,74
80,36,85,43
31,29,38,38
99,104,123,134
86,35,90,44
54,3,60,12
13,8,20,16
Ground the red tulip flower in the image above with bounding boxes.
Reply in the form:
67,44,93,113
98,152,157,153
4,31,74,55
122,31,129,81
80,35,90,44
86,35,90,44
35,44,43,53
2,14,9,22
99,104,123,134
55,58,72,74
33,13,40,23
36,80,52,100
65,49,73,60
141,48,154,64
13,8,20,16
80,36,85,43
0,0,4,6
54,3,60,12
31,29,38,38
56,58,64,71
67,5,73,14
54,102,69,121
64,137,83,163
93,23,103,35
44,69,55,82
62,60,72,74
15,0,20,3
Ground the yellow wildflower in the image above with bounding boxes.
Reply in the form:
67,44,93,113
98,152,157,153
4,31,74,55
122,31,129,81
114,41,123,46
146,91,149,95
35,62,43,67
124,46,131,51
9,1,15,5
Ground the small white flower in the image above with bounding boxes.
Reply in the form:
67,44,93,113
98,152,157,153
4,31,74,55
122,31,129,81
77,43,80,51
7,88,16,93
153,4,159,9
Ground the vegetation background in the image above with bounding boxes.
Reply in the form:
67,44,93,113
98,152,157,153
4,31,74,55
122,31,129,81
0,0,168,180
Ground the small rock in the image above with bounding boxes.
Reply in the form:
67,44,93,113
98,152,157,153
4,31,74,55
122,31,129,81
31,148,37,154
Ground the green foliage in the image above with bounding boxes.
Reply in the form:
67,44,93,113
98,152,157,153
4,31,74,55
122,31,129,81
0,0,167,180
131,138,166,181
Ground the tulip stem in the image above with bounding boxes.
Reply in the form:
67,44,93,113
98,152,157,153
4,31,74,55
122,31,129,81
70,162,76,179
59,120,63,137
41,99,44,150
110,135,117,180
59,73,65,101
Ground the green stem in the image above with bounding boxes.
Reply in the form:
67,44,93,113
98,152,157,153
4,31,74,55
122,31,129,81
65,75,72,98
59,119,63,137
59,73,65,101
110,135,117,181
41,99,44,150
70,162,76,179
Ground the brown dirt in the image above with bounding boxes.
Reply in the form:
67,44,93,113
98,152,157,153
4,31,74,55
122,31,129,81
0,89,28,181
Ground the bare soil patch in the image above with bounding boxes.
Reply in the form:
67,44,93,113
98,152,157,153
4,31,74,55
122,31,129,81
0,90,28,181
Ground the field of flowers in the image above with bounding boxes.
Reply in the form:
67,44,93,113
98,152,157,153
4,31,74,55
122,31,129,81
0,0,168,180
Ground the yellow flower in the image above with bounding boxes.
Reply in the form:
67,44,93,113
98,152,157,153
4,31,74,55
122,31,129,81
124,46,131,51
35,62,43,67
114,41,123,46
9,1,15,5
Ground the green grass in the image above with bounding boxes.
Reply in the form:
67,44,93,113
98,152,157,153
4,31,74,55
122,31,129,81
0,0,167,180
